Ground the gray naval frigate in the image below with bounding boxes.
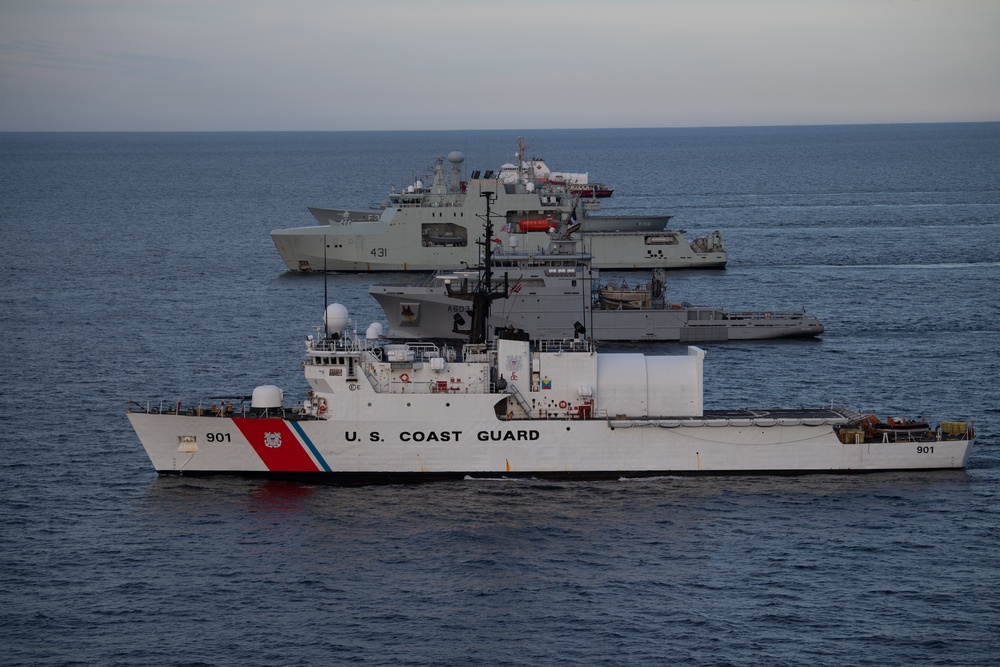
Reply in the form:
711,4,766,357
369,224,823,343
271,148,726,272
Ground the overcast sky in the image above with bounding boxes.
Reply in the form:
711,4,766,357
1,0,998,131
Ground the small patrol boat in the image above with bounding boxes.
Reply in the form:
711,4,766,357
129,193,975,483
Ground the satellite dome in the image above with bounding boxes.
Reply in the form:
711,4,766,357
324,303,350,332
448,151,465,164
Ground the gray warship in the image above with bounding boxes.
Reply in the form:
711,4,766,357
271,144,725,272
369,223,822,343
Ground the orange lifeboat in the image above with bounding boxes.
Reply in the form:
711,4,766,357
518,217,556,232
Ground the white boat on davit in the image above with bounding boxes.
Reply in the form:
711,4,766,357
271,146,725,272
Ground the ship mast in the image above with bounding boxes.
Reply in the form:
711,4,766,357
454,189,509,344
516,136,526,185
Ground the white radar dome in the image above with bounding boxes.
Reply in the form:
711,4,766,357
448,151,465,164
325,303,350,332
366,322,384,340
251,385,283,409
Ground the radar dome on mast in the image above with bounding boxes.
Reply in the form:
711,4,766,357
448,151,465,192
324,303,350,332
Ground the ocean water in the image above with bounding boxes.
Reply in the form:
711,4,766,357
2,125,999,666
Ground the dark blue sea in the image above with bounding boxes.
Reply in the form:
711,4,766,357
2,125,999,666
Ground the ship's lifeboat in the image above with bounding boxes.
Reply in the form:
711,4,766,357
599,288,651,310
878,416,931,430
518,217,556,232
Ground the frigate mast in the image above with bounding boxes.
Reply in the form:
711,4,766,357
457,190,510,344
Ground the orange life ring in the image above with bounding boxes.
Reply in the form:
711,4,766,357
558,400,568,409
318,399,328,414
400,373,410,383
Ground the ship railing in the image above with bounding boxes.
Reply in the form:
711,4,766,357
536,338,593,353
724,310,813,321
405,342,443,358
457,338,593,357
128,399,241,417
126,399,317,421
378,274,444,288
939,420,975,442
383,342,450,364
308,332,371,353
879,429,939,444
461,343,493,363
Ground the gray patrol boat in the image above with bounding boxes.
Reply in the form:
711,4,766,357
369,224,823,343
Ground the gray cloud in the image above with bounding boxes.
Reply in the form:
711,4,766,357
1,0,998,131
0,38,199,80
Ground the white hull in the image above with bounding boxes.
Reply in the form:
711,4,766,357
127,411,972,481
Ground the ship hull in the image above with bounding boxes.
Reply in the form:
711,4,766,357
369,289,823,342
128,411,972,481
272,223,725,272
